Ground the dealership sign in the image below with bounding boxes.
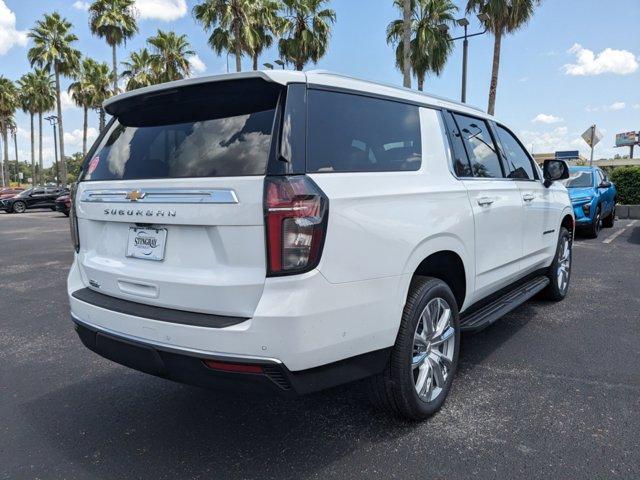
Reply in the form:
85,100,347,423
615,131,639,147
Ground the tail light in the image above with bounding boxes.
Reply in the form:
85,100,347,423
264,175,328,276
69,185,80,253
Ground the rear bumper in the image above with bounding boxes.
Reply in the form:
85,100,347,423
73,316,390,396
68,256,402,373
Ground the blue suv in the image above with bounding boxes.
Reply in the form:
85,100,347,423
563,166,616,238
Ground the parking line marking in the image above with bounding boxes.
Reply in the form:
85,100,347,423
603,220,636,244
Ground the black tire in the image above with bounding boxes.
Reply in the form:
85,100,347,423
12,201,26,214
542,227,572,301
64,211,70,217
602,203,615,228
369,276,460,420
50,207,57,211
585,205,601,238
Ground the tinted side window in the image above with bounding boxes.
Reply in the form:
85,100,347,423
443,111,472,177
453,114,503,178
495,125,536,180
306,90,422,173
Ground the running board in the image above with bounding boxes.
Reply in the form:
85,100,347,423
460,276,550,333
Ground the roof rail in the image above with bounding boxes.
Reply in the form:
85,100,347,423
307,70,486,114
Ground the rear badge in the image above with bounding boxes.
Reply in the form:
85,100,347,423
104,208,176,217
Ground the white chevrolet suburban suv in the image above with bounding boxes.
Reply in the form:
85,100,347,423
68,70,574,420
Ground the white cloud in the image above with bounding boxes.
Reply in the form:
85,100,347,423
188,54,206,75
607,101,626,111
64,127,98,147
60,91,77,111
633,104,640,110
518,77,528,83
0,0,28,55
519,126,579,154
72,1,90,10
564,43,639,76
135,0,187,21
532,113,563,124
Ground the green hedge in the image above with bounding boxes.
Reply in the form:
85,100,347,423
611,166,640,204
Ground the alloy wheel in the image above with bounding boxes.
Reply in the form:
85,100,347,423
13,202,25,213
556,237,571,293
412,297,455,402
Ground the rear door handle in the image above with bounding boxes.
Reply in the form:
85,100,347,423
477,197,494,206
522,193,535,202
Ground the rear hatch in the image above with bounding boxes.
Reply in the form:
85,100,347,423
75,77,284,318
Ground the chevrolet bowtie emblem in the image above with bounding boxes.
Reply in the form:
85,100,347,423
125,190,146,202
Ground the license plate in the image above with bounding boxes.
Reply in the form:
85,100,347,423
126,227,167,261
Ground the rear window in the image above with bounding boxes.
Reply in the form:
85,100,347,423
306,90,422,173
82,80,280,181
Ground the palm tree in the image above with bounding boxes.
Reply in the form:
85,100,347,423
0,76,18,187
87,62,112,132
69,58,100,157
193,0,256,73
17,72,40,185
467,0,541,115
122,48,156,90
278,0,336,71
32,68,56,185
28,12,81,188
148,30,195,83
88,0,138,94
246,0,283,71
387,0,457,91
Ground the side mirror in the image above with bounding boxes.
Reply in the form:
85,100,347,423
599,181,612,189
543,159,569,188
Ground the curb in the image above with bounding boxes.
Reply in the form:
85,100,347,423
617,205,640,219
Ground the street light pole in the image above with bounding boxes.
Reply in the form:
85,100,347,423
45,115,59,187
440,14,489,104
461,24,469,103
11,126,19,185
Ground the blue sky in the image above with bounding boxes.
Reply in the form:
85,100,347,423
1,0,639,168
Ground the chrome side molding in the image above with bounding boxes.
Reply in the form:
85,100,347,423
80,188,239,204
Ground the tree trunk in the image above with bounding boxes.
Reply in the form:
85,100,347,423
295,60,303,71
82,105,88,157
54,65,68,188
402,0,412,88
253,54,258,71
38,112,43,185
112,43,118,94
234,22,242,72
487,29,502,116
99,108,106,132
30,113,35,186
417,73,425,91
1,122,7,187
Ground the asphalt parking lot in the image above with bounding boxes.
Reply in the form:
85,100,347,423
1,211,639,480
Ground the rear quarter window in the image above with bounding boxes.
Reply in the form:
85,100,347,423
306,90,422,173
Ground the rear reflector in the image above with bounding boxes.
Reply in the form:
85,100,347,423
203,360,264,374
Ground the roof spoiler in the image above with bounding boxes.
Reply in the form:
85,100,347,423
104,70,302,116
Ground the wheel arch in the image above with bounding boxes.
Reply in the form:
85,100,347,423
400,234,472,313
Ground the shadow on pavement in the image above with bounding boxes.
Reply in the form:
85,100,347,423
20,370,415,479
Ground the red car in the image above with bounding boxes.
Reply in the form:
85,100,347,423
55,193,71,216
0,187,25,200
